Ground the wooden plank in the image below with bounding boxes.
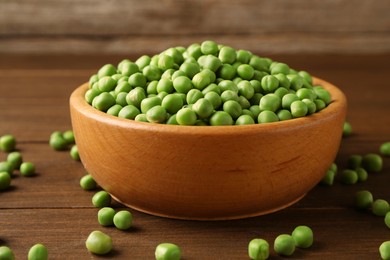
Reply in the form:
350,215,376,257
1,34,390,54
0,0,389,35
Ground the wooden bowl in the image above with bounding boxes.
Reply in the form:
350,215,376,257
70,77,347,220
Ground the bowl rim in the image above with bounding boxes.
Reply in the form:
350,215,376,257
70,76,347,137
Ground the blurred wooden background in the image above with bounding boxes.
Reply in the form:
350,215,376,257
0,0,389,55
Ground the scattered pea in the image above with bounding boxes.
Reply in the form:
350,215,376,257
86,230,113,255
385,212,390,229
291,225,314,248
380,142,390,156
28,244,48,260
155,243,181,260
70,145,80,161
0,134,16,152
62,130,75,144
380,241,390,260
20,162,35,177
356,167,368,182
113,210,133,230
340,169,358,185
362,153,383,172
0,246,14,260
7,151,23,170
92,191,111,208
274,234,295,256
355,190,373,210
320,169,336,186
343,121,352,137
0,171,11,191
49,131,68,151
248,238,269,260
98,207,116,226
80,174,97,190
372,199,390,217
0,161,13,176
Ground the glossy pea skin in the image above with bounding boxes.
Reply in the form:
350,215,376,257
113,210,133,230
277,109,292,121
28,244,48,260
201,40,218,55
176,108,197,126
0,171,11,191
362,153,383,172
128,72,147,88
107,104,123,116
385,212,390,229
140,96,162,113
320,169,336,186
292,226,314,248
218,46,236,64
118,105,141,120
0,246,14,260
270,62,290,75
237,64,254,80
186,89,204,104
340,169,358,185
302,99,316,115
192,71,211,90
20,162,35,177
0,134,16,152
70,145,80,161
235,115,255,125
258,111,279,124
80,174,97,191
218,64,236,80
180,62,200,78
274,234,295,256
98,207,116,226
98,76,116,92
237,80,255,100
0,161,13,176
86,230,113,255
92,191,111,208
259,94,281,112
93,92,116,112
248,238,269,260
98,64,117,78
155,243,181,260
282,93,299,109
290,100,308,118
223,100,242,120
192,98,214,119
372,199,390,217
7,151,23,170
355,190,373,210
162,94,184,114
62,130,75,144
210,111,233,126
356,167,368,182
380,142,390,156
204,91,222,110
343,121,352,137
146,106,167,123
261,75,279,93
380,241,390,260
313,86,331,105
143,65,162,81
314,99,326,111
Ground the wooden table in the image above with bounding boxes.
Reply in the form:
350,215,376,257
1,54,389,259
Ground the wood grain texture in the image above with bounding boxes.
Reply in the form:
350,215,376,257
0,54,390,258
0,0,389,54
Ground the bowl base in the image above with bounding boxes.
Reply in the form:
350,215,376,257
110,193,306,221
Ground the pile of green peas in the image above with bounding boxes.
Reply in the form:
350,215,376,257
86,40,331,126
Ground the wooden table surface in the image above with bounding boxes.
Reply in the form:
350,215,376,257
1,54,390,259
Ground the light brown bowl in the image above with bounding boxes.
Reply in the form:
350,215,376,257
70,77,347,220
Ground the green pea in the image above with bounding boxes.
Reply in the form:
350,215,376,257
192,98,214,119
98,64,116,78
28,244,48,260
250,93,263,106
258,111,279,124
219,80,238,92
164,47,184,64
113,210,133,230
221,90,239,103
166,114,179,125
89,74,99,88
277,109,292,121
249,56,269,72
86,230,112,255
85,89,101,104
355,190,373,210
98,76,116,92
146,106,167,123
202,55,222,72
156,78,174,94
118,105,141,120
117,59,130,72
176,108,197,126
320,169,336,186
298,71,313,84
314,86,331,105
92,191,111,208
259,94,281,112
237,64,254,80
330,163,338,173
356,167,368,182
107,104,123,116
93,92,116,112
204,91,222,110
218,64,236,80
140,96,162,113
162,94,184,114
80,174,97,191
362,153,383,172
290,100,308,118
98,207,116,226
0,134,16,152
235,115,255,125
171,70,186,81
380,241,390,260
223,100,242,120
287,75,304,91
248,238,269,260
270,62,290,75
49,132,67,151
372,199,390,217
201,40,219,55
274,87,289,99
273,74,290,89
120,62,139,77
314,99,326,111
252,71,268,82
380,142,390,156
238,96,251,109
202,83,221,95
158,54,175,70
282,94,299,109
302,99,316,115
292,226,313,248
0,161,13,176
342,121,352,137
114,81,132,95
385,212,390,229
172,76,193,94
143,65,162,81
274,234,295,256
192,71,211,90
70,145,80,161
7,151,23,170
186,89,204,105
261,75,279,93
62,130,75,144
135,114,148,122
218,46,236,64
20,162,35,177
187,43,202,59
180,62,200,78
340,169,358,185
0,246,14,260
0,171,11,191
210,111,233,126
237,80,255,100
128,72,147,88
135,55,151,70
236,49,252,64
155,243,181,260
